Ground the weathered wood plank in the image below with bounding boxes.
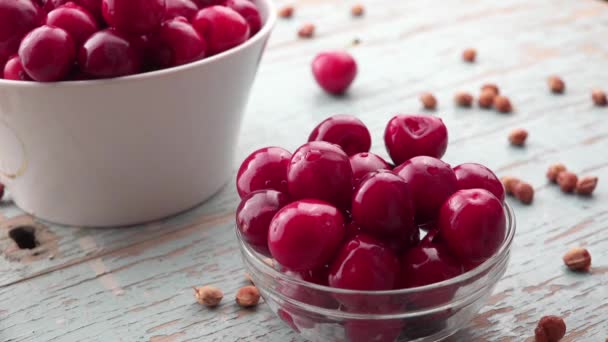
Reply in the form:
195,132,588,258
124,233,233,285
1,0,607,341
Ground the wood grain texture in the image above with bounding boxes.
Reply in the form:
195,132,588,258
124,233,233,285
1,0,608,340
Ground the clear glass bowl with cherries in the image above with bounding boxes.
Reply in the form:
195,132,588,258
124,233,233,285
235,114,516,342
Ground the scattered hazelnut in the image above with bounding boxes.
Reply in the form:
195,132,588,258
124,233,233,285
478,89,495,109
278,5,294,18
462,48,476,63
352,37,361,46
298,23,315,38
245,272,254,283
236,285,261,307
501,176,521,195
509,128,528,146
454,91,473,107
591,89,607,106
557,171,578,193
494,95,512,113
481,83,500,96
562,247,591,272
194,286,224,307
351,4,364,17
535,315,566,342
548,76,565,94
513,182,534,204
575,176,598,196
546,163,567,183
420,92,437,110
263,257,274,267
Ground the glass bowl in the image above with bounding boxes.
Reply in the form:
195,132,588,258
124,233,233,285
236,203,515,342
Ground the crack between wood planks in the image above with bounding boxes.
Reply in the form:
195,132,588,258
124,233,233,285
0,212,234,289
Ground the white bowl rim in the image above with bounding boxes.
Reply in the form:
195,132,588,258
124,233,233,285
237,202,516,296
0,0,277,89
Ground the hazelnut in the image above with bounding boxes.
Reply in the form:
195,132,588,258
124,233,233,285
575,176,598,196
298,23,315,38
494,95,512,113
481,83,500,96
509,128,528,146
513,182,534,204
557,171,578,193
351,4,364,17
535,315,566,342
244,272,254,283
501,176,520,195
562,247,591,272
546,163,567,183
278,5,294,18
478,89,495,109
263,257,274,267
194,286,223,307
454,91,473,107
592,89,607,106
462,48,476,63
548,76,565,94
420,92,437,110
236,285,261,307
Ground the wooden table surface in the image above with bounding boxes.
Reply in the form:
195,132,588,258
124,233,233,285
1,0,608,341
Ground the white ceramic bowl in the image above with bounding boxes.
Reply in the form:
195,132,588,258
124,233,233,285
0,0,277,227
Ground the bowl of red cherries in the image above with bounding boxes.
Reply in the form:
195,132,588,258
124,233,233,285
236,114,515,342
0,0,276,226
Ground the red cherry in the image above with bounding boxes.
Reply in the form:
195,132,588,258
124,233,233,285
281,266,330,286
349,152,391,186
400,244,464,288
351,170,416,239
159,17,207,67
75,0,102,22
328,234,400,291
308,115,371,157
236,147,291,199
46,3,99,46
277,308,300,333
453,163,505,202
278,265,339,314
3,56,32,81
39,0,101,20
384,114,448,165
223,0,261,35
78,29,141,78
236,190,290,257
102,0,166,34
0,0,44,65
192,6,250,55
192,0,224,7
268,199,345,271
312,51,357,95
394,156,458,223
38,0,68,11
130,33,167,72
439,189,506,263
19,26,76,82
287,141,353,209
165,0,198,20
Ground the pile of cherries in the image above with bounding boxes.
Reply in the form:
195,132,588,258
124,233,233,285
236,114,507,292
0,0,261,82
